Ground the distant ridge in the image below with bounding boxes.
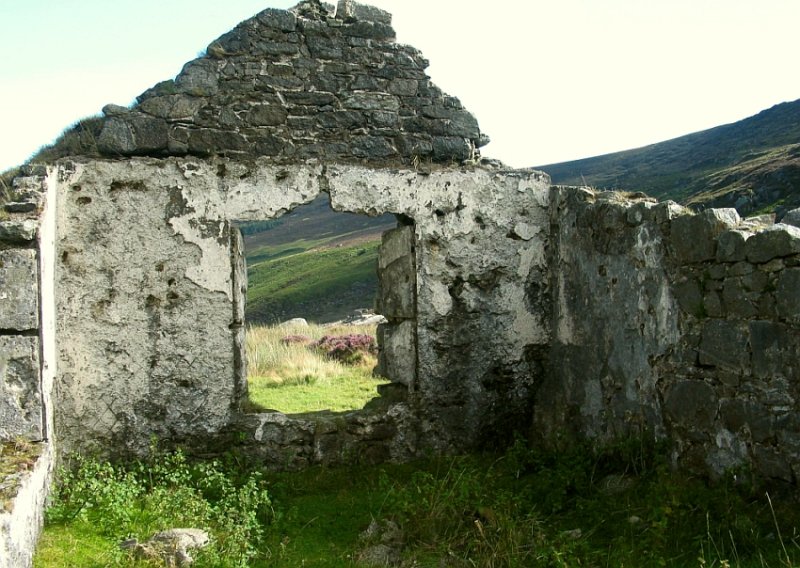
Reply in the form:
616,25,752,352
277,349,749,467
536,99,800,217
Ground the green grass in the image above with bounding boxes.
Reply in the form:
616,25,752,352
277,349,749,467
246,239,381,325
245,322,388,414
34,440,800,567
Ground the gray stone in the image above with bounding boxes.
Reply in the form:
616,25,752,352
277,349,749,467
352,136,396,158
387,78,418,97
674,277,704,317
97,117,136,154
0,336,42,440
0,250,39,331
432,136,472,161
246,103,288,126
745,224,800,264
256,8,298,31
749,321,796,380
670,209,740,263
343,93,400,112
139,95,206,121
782,207,800,228
664,380,718,431
698,319,749,371
0,220,37,243
775,268,800,322
377,226,415,319
102,103,131,117
716,229,750,262
720,399,773,442
4,202,38,214
175,59,220,97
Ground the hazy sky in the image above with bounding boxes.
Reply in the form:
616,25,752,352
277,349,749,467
1,0,799,172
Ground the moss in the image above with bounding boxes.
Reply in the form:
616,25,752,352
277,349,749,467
0,438,44,512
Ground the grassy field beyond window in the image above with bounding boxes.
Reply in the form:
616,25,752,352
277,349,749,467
245,322,388,414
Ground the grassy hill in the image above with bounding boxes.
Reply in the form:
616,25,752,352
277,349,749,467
537,99,800,217
243,194,395,324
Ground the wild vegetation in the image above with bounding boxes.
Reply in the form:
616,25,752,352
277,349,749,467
34,437,800,567
245,322,387,414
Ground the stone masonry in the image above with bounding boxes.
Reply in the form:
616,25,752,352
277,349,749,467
2,7,800,565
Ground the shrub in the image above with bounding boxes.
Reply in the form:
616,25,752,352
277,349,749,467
311,333,376,364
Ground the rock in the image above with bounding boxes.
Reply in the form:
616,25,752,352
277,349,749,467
670,208,740,263
102,104,131,117
280,317,309,327
0,220,38,243
664,380,718,431
0,249,39,331
782,207,800,228
356,544,400,567
120,528,209,567
4,202,37,214
0,336,42,440
745,224,800,264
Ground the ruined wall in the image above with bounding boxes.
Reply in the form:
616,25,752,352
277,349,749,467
54,158,550,460
85,0,485,166
535,188,800,482
0,167,57,568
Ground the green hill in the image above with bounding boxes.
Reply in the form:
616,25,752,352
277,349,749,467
242,194,395,324
537,99,800,217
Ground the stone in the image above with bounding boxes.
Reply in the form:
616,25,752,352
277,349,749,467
175,59,220,97
120,528,209,566
782,207,800,228
0,220,37,243
0,250,39,331
673,277,704,317
376,320,416,386
698,319,749,371
97,117,136,154
245,103,288,126
664,380,718,431
139,95,206,122
745,224,800,264
343,93,400,112
280,318,309,327
716,229,750,262
0,336,42,440
432,136,472,161
255,8,298,31
102,103,131,117
719,399,773,442
670,208,740,263
775,268,800,322
4,202,38,214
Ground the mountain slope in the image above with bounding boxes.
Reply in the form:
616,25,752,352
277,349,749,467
537,99,800,216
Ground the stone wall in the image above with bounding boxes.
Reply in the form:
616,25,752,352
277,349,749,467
535,188,800,482
0,167,57,568
52,158,550,461
77,0,485,166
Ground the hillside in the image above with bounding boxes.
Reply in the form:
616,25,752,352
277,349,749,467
243,194,395,324
537,99,800,217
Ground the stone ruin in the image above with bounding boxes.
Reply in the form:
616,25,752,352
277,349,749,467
1,1,799,564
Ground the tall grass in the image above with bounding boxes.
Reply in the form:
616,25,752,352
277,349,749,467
245,322,387,414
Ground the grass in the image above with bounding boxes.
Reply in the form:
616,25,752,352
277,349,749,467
245,322,388,414
246,239,381,325
34,439,800,567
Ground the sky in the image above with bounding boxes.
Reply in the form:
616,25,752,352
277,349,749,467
1,0,799,172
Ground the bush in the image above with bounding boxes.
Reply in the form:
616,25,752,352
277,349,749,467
311,333,376,364
46,450,273,567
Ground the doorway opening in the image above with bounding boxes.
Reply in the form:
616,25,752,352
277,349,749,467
236,192,400,415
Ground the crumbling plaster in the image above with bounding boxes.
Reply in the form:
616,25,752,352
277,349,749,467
55,157,551,456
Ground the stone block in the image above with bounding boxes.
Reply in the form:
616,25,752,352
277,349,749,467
376,320,416,386
782,207,800,228
377,226,415,319
745,224,800,264
0,250,38,331
256,8,298,31
0,220,38,244
670,209,740,263
749,321,797,380
698,319,749,371
775,268,800,322
719,399,773,442
664,379,718,431
716,229,750,262
0,336,42,440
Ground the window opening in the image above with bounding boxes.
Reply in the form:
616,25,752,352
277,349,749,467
236,193,396,415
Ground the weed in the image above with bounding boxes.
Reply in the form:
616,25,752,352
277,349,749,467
41,449,272,567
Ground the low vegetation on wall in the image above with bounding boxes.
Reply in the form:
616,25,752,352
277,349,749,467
34,439,800,567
